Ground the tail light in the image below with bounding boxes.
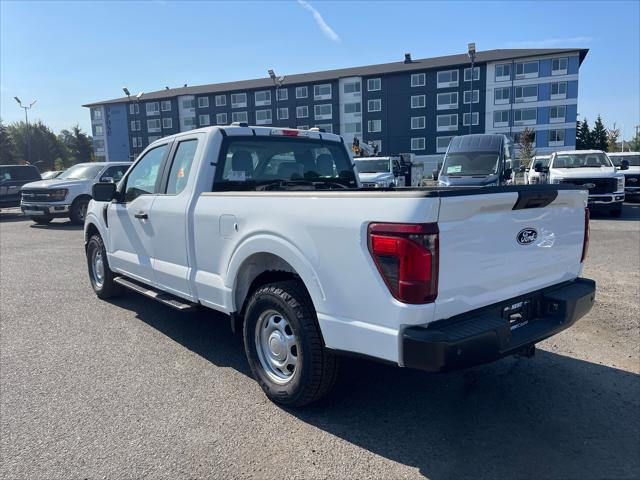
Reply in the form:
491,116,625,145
368,223,439,304
581,208,590,263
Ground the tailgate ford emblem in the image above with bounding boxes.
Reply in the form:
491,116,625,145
583,183,596,189
517,228,538,245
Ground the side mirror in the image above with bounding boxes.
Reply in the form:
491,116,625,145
503,168,513,180
620,159,630,171
92,182,117,202
101,176,115,183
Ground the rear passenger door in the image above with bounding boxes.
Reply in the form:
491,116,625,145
148,135,202,300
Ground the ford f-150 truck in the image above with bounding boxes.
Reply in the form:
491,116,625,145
84,124,595,406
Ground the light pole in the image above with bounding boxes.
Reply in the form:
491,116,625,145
268,69,285,126
123,87,133,160
467,42,476,135
14,97,37,164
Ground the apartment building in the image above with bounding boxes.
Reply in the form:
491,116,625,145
84,47,588,161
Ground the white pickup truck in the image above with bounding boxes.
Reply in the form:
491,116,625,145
84,124,595,406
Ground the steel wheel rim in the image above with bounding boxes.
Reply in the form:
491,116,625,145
92,249,105,289
255,309,299,384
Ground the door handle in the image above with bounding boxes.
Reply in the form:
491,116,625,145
134,211,148,220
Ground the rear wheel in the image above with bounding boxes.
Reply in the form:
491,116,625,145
243,279,338,407
609,204,623,217
86,234,121,299
30,215,52,225
70,197,90,225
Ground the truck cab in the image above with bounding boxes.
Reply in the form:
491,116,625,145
436,134,518,187
608,152,640,200
526,155,551,184
546,150,626,217
354,156,406,188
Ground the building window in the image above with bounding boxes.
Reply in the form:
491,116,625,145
92,107,103,120
277,107,289,120
463,112,479,126
367,119,382,133
367,78,381,91
277,88,288,101
515,85,538,103
552,57,568,75
161,100,171,112
232,111,247,123
549,129,565,146
411,116,425,130
94,124,104,136
146,102,160,115
255,109,272,125
148,135,161,144
315,123,333,133
493,110,509,127
182,117,194,128
297,125,309,130
436,136,453,153
132,137,142,148
343,81,361,94
231,93,247,108
295,86,308,99
516,61,539,79
437,70,459,88
551,82,567,99
411,95,425,108
367,99,381,112
162,118,173,129
494,87,510,105
197,97,209,108
549,105,566,123
215,95,226,107
411,137,426,151
147,119,161,133
495,63,511,81
255,90,271,106
513,108,537,125
344,122,361,134
182,99,195,109
344,102,362,114
296,106,308,118
437,114,458,132
464,90,479,104
411,73,426,87
199,114,210,126
464,67,480,82
128,104,139,115
314,103,332,120
314,84,332,100
437,92,458,110
130,120,141,131
216,113,227,124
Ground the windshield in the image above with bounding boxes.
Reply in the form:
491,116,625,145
213,137,357,190
441,152,500,176
533,157,551,167
610,154,640,167
553,153,612,168
58,164,103,180
354,159,391,173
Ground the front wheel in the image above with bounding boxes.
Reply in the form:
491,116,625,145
70,197,90,225
243,279,338,407
86,234,122,299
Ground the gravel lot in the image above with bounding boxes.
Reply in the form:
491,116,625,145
1,204,639,479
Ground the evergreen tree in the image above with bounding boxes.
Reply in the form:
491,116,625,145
591,115,609,151
7,121,67,171
517,127,536,167
0,119,17,165
576,118,591,150
58,125,94,165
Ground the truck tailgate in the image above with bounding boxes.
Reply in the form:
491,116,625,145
434,187,587,320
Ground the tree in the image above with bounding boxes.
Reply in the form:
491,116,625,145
517,127,536,168
576,118,592,150
58,125,93,166
607,123,621,153
0,119,17,165
630,131,640,152
6,121,67,171
591,115,609,151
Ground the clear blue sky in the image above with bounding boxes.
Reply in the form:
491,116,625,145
1,0,639,139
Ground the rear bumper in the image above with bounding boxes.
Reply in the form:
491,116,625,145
402,278,596,372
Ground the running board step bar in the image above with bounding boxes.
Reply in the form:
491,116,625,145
114,277,197,312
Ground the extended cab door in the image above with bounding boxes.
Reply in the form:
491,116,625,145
106,142,171,285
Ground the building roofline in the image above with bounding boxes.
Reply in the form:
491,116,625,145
83,47,589,107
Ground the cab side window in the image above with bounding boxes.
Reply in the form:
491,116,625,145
101,165,128,183
124,144,168,202
166,139,198,195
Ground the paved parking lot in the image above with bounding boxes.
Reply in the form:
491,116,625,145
1,205,639,479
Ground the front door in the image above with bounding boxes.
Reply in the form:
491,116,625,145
106,143,170,285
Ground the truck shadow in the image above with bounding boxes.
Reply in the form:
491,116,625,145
590,202,640,221
111,295,640,480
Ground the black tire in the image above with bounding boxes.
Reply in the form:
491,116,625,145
70,197,90,225
610,205,623,217
86,234,122,299
30,216,52,225
243,279,338,407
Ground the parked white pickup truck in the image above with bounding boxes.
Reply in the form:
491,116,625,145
608,152,640,200
21,162,131,224
84,125,595,406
